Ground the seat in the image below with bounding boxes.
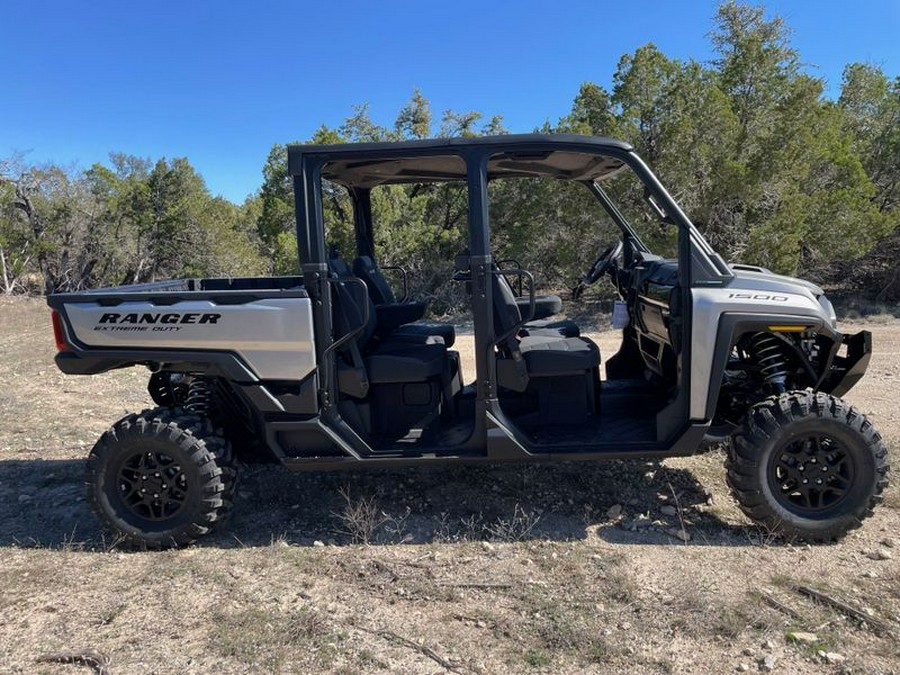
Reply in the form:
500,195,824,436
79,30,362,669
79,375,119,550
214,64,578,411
329,261,452,387
491,271,599,425
492,269,600,390
353,254,403,305
365,341,448,383
518,334,601,375
352,255,456,347
519,317,581,339
390,322,456,347
493,273,599,371
330,269,461,437
493,266,580,339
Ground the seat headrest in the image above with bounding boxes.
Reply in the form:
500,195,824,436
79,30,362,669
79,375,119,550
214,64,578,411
328,254,353,278
353,255,395,305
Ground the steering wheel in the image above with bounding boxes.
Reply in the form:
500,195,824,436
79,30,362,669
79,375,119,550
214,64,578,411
572,240,623,299
585,240,624,284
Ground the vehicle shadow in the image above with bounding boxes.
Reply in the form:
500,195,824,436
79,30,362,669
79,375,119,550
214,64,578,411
0,454,767,550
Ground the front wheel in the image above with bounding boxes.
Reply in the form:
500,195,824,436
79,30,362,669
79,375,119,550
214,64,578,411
726,391,889,543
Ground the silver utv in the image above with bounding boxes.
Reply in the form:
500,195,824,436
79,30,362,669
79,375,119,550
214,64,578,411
49,134,887,548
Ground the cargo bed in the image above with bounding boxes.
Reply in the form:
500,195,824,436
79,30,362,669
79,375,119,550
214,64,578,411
48,276,315,382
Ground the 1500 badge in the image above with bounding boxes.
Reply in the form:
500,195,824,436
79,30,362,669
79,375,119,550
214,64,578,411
93,312,222,332
728,292,789,302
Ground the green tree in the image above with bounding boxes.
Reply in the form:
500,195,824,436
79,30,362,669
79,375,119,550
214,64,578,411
439,110,483,138
834,64,900,298
711,0,799,145
257,143,294,247
201,197,267,277
395,88,433,139
0,162,107,292
562,82,614,136
839,64,900,213
611,43,679,163
341,104,393,142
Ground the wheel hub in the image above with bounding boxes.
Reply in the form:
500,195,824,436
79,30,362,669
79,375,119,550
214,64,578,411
117,450,188,521
769,434,854,513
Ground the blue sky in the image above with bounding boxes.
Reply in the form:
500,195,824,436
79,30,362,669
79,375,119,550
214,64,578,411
2,0,897,203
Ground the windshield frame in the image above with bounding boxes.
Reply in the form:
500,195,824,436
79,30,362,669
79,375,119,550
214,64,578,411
585,179,651,254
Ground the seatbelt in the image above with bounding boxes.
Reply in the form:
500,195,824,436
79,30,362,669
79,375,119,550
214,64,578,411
506,336,529,387
333,276,370,398
346,341,369,397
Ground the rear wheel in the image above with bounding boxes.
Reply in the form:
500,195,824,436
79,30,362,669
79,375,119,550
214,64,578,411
726,391,889,542
86,407,236,549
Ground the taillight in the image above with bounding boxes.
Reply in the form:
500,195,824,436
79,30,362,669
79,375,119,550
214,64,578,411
51,311,69,351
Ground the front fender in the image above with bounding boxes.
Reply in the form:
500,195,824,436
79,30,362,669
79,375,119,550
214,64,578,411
699,313,838,422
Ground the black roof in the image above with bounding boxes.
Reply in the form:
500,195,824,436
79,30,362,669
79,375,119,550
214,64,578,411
287,133,634,188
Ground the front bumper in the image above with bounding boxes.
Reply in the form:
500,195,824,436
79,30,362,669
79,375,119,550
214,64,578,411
821,330,871,398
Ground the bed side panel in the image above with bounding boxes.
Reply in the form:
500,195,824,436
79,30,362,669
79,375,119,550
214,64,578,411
62,297,316,381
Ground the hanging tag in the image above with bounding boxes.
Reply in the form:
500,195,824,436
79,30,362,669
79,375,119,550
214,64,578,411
611,300,629,329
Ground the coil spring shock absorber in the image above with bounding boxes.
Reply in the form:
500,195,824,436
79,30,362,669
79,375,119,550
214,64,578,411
749,332,788,393
185,377,213,416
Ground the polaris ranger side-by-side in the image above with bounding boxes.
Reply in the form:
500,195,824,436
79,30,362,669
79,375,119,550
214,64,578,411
48,134,888,549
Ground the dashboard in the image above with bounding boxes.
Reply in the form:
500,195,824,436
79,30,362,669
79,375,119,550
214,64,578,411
621,252,680,381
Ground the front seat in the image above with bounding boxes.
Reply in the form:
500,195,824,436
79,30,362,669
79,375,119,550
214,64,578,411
492,269,600,424
492,265,581,338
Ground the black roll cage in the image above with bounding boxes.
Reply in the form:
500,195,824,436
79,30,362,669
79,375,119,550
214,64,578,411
288,133,722,454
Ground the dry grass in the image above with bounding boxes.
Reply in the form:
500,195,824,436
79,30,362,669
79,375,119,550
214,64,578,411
1,296,898,674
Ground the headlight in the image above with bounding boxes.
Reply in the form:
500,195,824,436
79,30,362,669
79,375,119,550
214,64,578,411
818,295,837,328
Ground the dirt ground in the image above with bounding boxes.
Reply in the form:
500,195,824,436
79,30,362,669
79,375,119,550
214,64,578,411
0,296,897,674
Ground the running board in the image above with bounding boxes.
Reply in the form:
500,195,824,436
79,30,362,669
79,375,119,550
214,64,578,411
267,410,709,471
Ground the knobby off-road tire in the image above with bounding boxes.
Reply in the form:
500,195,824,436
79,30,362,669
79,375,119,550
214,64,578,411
727,391,889,543
144,406,240,507
86,407,237,550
